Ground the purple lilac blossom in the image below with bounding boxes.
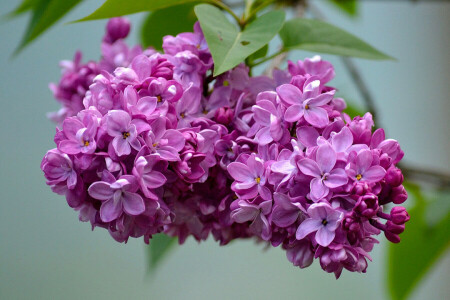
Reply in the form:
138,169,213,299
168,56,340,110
41,19,409,277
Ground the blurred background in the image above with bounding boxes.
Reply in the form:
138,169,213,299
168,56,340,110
0,0,449,299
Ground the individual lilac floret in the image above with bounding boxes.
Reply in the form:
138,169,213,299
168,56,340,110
298,143,348,201
227,154,271,200
58,114,98,155
106,110,140,156
346,149,386,183
277,79,334,127
88,175,145,222
41,149,77,189
296,203,343,247
132,154,167,200
231,198,272,240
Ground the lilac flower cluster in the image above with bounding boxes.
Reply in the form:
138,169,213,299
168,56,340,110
41,18,409,277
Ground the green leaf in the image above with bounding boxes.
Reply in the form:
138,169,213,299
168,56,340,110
5,0,39,18
78,0,212,22
141,3,198,50
279,18,393,60
387,183,450,300
16,0,83,53
328,0,358,16
147,234,178,273
247,44,268,64
195,4,285,76
344,102,365,119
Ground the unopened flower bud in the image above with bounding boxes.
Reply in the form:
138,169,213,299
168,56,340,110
390,206,410,225
215,107,234,125
391,185,408,204
104,17,131,44
385,167,403,187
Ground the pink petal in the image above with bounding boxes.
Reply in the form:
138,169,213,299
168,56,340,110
276,84,302,106
88,182,114,200
356,150,373,174
100,197,123,222
298,158,321,177
316,143,336,173
112,136,131,156
304,106,329,128
315,227,335,247
296,218,322,240
324,169,348,188
284,105,304,122
228,162,253,182
122,192,145,215
332,127,353,153
363,166,386,182
142,172,166,188
310,177,329,200
58,140,81,155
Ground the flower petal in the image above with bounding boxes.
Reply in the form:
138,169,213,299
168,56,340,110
315,227,335,247
296,218,322,240
122,191,145,216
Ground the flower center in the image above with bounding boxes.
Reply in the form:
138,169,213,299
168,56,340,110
356,174,362,181
304,104,310,110
157,95,162,103
322,219,328,226
122,132,130,139
203,109,208,115
255,177,261,184
223,80,229,87
180,113,185,118
83,140,90,147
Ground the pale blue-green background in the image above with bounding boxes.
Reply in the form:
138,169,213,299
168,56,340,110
0,1,449,299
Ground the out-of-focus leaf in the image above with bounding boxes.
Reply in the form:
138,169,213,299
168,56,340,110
147,234,178,273
5,0,39,18
387,183,450,300
279,18,393,60
328,0,358,16
344,102,365,119
16,0,83,53
141,3,198,50
77,0,212,22
195,4,285,76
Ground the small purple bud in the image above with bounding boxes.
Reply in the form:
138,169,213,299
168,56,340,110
354,194,379,218
390,206,410,225
385,220,405,234
391,185,408,204
385,231,401,243
215,107,234,125
104,17,131,44
385,167,404,187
